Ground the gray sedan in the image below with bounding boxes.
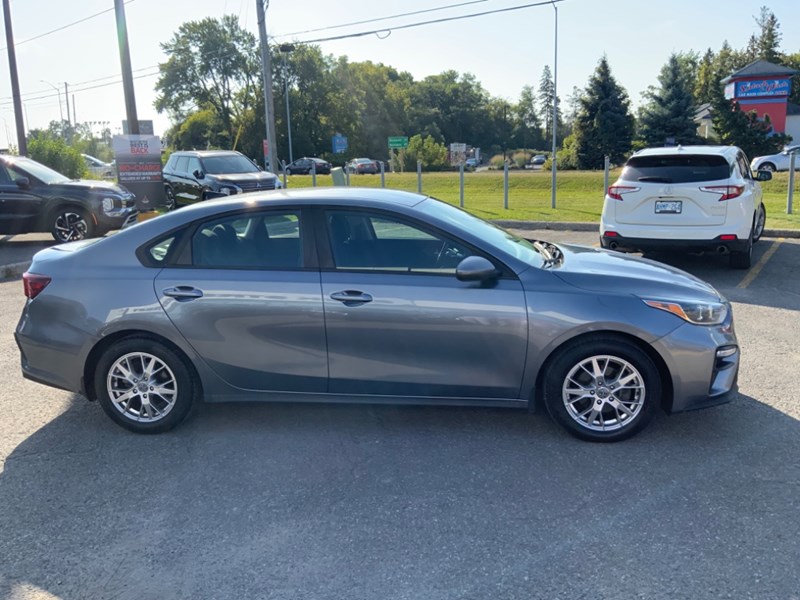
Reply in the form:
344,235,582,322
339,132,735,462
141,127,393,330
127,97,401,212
15,188,739,441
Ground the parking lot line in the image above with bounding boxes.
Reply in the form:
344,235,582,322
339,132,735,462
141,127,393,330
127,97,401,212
737,238,783,289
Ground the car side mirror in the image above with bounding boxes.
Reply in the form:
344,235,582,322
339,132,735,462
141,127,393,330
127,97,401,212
193,169,204,179
456,256,499,282
15,176,30,189
756,170,772,182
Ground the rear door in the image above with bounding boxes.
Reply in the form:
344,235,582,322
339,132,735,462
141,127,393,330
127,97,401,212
0,162,46,234
613,154,731,227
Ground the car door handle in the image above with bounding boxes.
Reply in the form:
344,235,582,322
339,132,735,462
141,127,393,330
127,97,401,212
330,290,373,305
162,286,204,300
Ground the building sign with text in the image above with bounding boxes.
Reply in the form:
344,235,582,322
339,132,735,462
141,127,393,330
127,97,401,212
113,135,165,210
726,78,792,99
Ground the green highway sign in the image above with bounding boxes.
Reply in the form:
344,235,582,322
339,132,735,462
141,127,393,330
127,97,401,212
388,136,409,149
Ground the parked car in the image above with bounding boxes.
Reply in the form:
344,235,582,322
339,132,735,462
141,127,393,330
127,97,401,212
162,150,280,209
531,154,547,166
17,188,738,442
600,145,771,269
465,158,480,169
750,145,800,172
346,158,378,174
0,155,137,242
82,154,115,179
285,157,332,175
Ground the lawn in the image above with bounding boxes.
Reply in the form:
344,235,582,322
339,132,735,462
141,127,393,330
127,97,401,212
284,169,800,230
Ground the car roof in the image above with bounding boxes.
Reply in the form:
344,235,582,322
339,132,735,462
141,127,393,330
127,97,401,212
632,145,739,160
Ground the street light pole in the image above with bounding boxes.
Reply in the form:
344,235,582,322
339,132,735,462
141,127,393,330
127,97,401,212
41,80,64,123
256,0,278,171
279,44,294,164
550,0,558,209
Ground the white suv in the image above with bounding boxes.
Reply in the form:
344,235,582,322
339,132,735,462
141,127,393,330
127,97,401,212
600,145,771,269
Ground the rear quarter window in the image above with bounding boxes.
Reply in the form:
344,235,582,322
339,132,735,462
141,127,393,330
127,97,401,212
622,155,731,183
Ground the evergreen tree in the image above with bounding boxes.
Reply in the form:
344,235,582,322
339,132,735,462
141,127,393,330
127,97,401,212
695,49,716,104
512,85,545,150
638,54,701,146
537,66,561,143
752,6,782,63
572,57,634,169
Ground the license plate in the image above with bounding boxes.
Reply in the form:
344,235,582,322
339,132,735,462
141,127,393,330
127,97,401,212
655,200,682,214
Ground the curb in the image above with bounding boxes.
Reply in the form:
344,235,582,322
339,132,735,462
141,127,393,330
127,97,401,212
1,261,31,281
491,220,800,238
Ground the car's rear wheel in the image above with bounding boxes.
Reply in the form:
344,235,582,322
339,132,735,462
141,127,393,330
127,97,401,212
543,337,660,442
164,186,176,210
50,207,94,243
95,338,195,434
752,204,766,243
760,162,776,173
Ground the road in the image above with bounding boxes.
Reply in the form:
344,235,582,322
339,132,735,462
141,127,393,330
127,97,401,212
1,231,799,600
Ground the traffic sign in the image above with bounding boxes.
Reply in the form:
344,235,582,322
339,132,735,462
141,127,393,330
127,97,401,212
388,136,409,149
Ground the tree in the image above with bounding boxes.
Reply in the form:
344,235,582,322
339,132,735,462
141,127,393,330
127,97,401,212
512,85,545,150
155,15,260,147
748,6,782,63
638,54,701,146
27,130,86,179
537,66,561,143
572,57,634,169
403,134,448,170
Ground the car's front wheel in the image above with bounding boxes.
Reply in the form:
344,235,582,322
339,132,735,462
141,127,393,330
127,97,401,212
544,337,660,442
164,185,176,210
94,338,196,434
50,207,94,243
760,162,776,173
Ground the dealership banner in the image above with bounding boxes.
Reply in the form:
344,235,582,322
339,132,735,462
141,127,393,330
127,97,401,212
112,135,166,210
735,79,791,98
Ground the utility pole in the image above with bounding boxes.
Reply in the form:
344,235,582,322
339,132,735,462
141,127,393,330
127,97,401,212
64,82,71,127
550,0,558,209
114,0,139,134
279,44,295,164
72,95,76,126
256,0,278,171
3,0,27,155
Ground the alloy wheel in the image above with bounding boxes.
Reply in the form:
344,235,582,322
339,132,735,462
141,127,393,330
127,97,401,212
54,212,89,242
106,352,178,423
562,355,646,432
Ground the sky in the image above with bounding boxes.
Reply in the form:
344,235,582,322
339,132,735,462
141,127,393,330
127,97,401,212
0,0,798,149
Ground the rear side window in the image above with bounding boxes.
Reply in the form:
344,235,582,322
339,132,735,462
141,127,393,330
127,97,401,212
174,156,189,174
622,155,731,183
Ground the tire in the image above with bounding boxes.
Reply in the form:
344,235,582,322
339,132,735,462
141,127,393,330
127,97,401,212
50,206,95,243
94,337,196,434
752,204,766,243
729,234,753,269
543,337,661,442
760,162,776,173
164,186,177,211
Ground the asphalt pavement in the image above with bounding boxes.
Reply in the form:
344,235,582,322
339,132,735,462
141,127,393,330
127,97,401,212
1,231,799,599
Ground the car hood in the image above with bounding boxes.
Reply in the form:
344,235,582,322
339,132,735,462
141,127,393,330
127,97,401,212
47,180,128,195
547,243,722,302
210,172,277,183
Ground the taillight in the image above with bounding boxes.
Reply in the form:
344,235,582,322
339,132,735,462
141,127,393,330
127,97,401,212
607,185,639,200
23,272,51,299
700,185,744,201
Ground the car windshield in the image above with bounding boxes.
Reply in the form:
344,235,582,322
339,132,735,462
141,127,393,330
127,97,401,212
622,154,730,183
202,155,259,175
419,197,545,266
10,157,70,184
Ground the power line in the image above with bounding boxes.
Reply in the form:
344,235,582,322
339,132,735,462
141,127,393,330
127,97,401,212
0,0,136,52
273,0,489,39
294,0,565,45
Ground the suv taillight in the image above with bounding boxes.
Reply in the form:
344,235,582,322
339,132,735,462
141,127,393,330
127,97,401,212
23,272,51,299
699,185,744,201
607,185,639,200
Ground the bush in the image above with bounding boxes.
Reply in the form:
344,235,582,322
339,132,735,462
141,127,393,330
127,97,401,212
28,134,87,179
402,135,449,171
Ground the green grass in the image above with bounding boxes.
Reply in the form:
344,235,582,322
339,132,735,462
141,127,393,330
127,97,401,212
284,169,800,229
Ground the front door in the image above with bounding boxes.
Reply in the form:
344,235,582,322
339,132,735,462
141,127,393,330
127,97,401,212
155,208,327,392
0,163,44,234
319,208,529,399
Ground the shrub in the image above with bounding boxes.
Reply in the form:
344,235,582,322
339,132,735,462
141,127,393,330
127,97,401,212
28,134,87,179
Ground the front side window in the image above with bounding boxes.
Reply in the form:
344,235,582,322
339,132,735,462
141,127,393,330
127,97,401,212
192,211,302,269
186,157,202,178
326,211,470,273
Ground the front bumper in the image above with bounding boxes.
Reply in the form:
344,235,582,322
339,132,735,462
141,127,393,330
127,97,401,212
652,313,739,413
600,234,750,254
96,206,139,231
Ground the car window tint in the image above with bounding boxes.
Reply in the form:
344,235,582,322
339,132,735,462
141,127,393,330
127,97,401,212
187,157,202,177
622,155,730,183
0,164,11,184
174,156,189,174
192,211,302,269
148,237,175,263
165,155,177,170
326,211,470,274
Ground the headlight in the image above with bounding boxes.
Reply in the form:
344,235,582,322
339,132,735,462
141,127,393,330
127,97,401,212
102,197,116,213
643,299,728,325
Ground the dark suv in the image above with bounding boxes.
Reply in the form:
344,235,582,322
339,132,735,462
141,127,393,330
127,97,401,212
162,150,280,209
0,155,137,242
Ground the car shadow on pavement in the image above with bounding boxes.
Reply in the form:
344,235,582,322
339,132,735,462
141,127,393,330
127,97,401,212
1,392,800,599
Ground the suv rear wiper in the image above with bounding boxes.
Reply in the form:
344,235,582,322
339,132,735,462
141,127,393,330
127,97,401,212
637,176,672,183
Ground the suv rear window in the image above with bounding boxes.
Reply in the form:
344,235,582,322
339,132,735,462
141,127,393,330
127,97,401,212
622,154,731,184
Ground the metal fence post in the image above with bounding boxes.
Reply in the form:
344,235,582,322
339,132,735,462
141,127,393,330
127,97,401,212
603,155,610,197
380,160,385,188
281,160,287,189
503,162,509,210
788,152,796,215
311,161,317,187
345,167,350,187
459,163,465,207
417,160,422,193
